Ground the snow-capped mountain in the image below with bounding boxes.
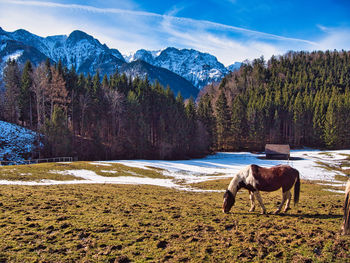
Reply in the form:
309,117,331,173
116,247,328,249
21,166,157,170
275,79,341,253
0,27,239,96
125,49,163,64
0,27,198,98
227,62,242,72
125,47,229,89
120,60,198,99
0,28,125,75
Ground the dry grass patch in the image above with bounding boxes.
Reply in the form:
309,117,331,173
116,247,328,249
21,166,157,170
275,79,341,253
0,181,348,262
0,161,167,181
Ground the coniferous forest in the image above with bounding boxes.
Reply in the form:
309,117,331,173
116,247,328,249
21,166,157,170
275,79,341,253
0,59,209,160
201,50,350,151
1,49,350,160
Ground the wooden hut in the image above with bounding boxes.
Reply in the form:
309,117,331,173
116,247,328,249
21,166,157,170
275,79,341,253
265,144,290,160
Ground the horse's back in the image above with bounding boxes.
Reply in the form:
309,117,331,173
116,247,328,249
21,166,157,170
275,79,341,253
251,164,299,192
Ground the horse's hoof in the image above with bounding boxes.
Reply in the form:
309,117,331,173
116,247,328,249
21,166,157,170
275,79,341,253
260,211,266,215
273,210,280,215
249,208,255,212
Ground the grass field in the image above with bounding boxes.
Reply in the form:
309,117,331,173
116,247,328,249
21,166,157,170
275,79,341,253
0,162,349,262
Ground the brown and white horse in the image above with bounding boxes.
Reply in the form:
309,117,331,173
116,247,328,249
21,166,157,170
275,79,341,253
342,179,350,235
223,164,300,214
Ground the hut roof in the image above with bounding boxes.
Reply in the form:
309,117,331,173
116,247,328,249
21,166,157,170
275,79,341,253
265,144,290,155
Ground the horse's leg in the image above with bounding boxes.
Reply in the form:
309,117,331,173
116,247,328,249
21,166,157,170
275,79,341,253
283,191,292,213
249,191,255,212
274,191,288,214
254,191,266,214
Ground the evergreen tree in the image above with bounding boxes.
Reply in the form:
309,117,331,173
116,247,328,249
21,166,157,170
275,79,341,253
215,91,230,150
197,94,215,148
19,61,34,127
324,89,340,148
230,95,246,149
43,105,72,157
185,97,197,154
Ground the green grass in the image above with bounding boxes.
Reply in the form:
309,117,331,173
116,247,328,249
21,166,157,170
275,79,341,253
0,162,349,262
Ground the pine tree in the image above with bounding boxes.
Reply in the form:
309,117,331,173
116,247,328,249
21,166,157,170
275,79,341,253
293,92,304,145
19,61,34,127
185,97,197,154
230,95,246,149
215,91,230,150
43,105,72,157
197,94,215,148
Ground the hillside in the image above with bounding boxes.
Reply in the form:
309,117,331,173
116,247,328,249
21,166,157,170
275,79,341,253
199,50,350,151
119,60,199,99
0,121,38,162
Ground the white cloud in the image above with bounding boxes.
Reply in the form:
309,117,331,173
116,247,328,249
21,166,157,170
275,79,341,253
314,26,350,51
0,0,349,66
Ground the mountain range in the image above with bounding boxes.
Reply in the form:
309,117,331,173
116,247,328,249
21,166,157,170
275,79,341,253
0,27,241,98
125,47,238,89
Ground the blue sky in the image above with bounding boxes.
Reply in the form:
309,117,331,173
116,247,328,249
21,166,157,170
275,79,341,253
0,0,349,65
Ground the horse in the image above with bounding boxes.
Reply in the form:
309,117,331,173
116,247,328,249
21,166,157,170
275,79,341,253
342,179,350,235
223,164,300,214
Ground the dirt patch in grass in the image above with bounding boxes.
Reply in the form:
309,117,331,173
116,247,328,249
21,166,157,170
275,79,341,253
0,181,348,262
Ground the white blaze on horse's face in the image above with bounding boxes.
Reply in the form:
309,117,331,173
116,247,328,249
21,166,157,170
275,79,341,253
223,190,235,213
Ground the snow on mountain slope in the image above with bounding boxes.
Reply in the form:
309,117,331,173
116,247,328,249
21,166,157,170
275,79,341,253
0,121,38,162
119,60,199,99
0,27,241,93
227,62,242,72
0,28,125,76
2,50,23,61
125,47,229,89
125,49,163,64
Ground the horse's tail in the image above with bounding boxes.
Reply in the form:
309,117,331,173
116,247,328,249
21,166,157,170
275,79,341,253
343,180,350,235
294,171,300,205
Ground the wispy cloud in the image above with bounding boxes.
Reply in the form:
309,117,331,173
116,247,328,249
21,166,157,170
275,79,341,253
315,26,350,51
1,0,316,45
0,0,348,65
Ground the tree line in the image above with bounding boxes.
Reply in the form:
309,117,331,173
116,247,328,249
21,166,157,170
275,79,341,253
1,49,349,160
200,50,350,151
0,59,210,160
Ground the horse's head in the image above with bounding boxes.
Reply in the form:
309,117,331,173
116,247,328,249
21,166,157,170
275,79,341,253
223,189,235,213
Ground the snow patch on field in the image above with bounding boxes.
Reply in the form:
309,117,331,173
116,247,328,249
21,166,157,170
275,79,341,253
112,150,350,182
0,149,349,191
100,170,118,174
89,162,112,166
0,169,178,188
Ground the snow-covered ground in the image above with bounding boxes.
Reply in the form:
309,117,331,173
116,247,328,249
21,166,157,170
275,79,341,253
111,149,350,184
0,121,38,162
0,149,349,192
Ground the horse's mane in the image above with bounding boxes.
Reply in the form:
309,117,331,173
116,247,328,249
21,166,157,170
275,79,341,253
227,165,251,194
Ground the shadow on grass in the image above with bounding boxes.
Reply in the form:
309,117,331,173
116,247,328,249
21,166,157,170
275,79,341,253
229,212,343,219
278,213,343,219
257,156,305,161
